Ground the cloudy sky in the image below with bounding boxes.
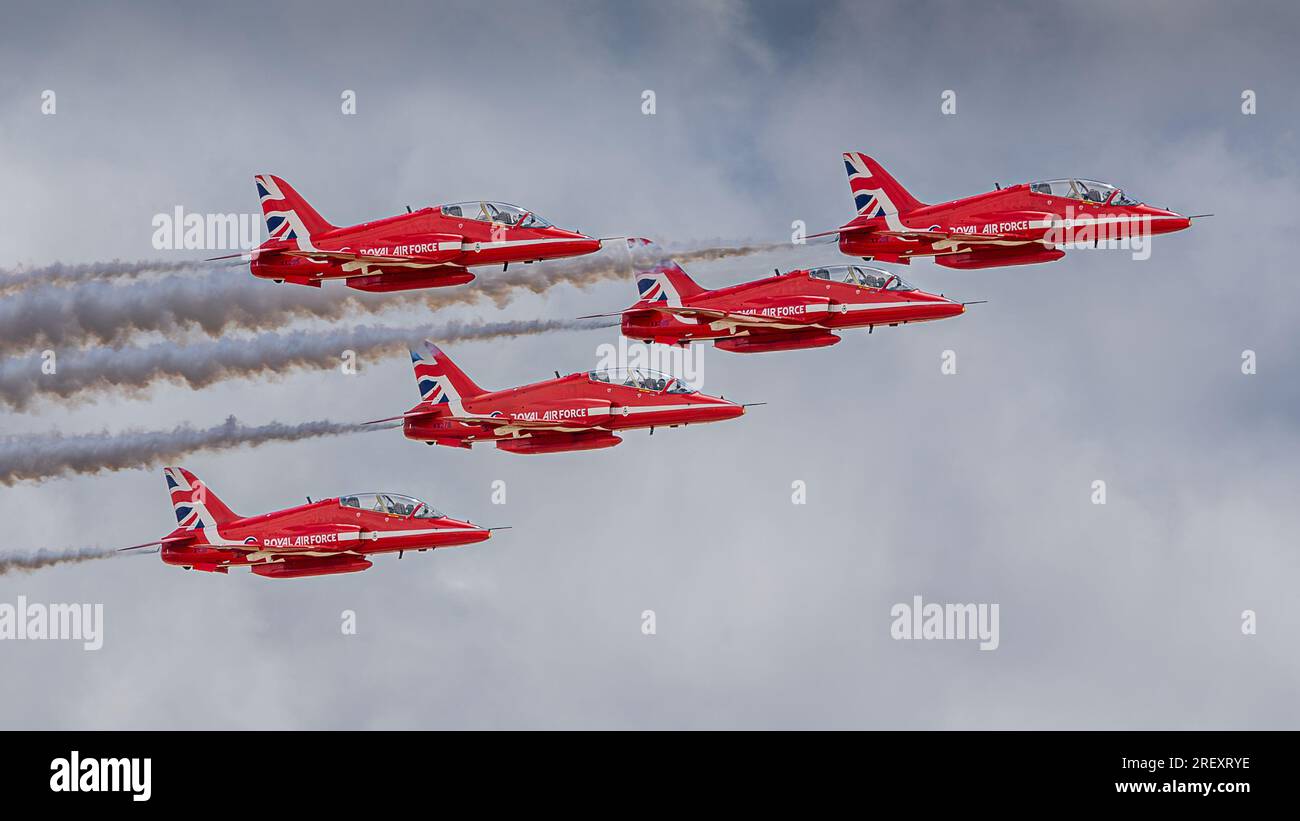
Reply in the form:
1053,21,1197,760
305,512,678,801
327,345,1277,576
1,0,1297,728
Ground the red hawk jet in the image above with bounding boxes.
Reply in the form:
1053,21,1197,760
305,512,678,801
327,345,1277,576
118,467,494,578
818,152,1198,269
594,253,966,353
214,175,603,292
367,341,749,454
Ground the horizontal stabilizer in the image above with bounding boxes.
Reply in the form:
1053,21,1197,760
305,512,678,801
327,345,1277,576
361,409,441,426
806,224,877,240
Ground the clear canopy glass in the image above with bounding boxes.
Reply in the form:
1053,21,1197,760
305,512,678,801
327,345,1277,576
339,493,444,518
806,264,915,290
1028,179,1139,205
439,201,553,227
588,368,696,393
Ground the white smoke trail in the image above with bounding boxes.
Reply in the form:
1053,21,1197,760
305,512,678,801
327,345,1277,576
0,318,614,410
0,240,782,354
0,239,783,296
0,416,380,486
0,259,207,295
0,546,119,576
0,272,420,354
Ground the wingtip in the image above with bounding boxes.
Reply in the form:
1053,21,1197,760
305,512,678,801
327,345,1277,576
117,541,162,553
360,415,405,427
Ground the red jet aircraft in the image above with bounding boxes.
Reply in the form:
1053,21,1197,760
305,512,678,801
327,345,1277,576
593,252,966,353
819,152,1198,269
215,175,603,292
367,342,749,454
119,467,494,578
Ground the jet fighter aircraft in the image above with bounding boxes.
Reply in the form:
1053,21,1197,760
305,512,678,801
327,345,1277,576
817,152,1197,269
367,341,749,454
593,253,965,352
119,467,494,578
214,175,603,292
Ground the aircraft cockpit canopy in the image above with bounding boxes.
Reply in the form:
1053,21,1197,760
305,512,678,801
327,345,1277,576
807,264,915,291
439,201,553,228
340,493,444,518
1028,179,1141,206
588,367,696,393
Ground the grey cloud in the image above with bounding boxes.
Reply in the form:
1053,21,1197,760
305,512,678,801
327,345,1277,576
0,0,1296,730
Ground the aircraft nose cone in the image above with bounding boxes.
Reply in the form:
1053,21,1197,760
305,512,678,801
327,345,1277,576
921,294,965,319
1148,208,1191,234
562,233,603,256
458,524,492,545
701,398,746,421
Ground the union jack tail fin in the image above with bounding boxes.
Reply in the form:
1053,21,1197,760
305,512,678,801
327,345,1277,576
629,241,708,308
164,467,240,531
843,152,925,217
409,341,486,414
254,174,335,248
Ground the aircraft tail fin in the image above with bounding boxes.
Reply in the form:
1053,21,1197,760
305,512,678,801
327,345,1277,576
163,467,240,530
842,152,925,217
254,174,335,248
409,341,486,414
626,239,708,307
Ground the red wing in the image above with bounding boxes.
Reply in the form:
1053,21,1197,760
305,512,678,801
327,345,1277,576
877,229,1026,242
362,410,578,429
445,414,596,429
251,555,373,578
365,408,597,430
808,225,1023,243
645,304,823,328
578,305,738,321
281,249,452,265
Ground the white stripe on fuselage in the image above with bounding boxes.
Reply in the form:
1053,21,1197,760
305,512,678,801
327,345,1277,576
483,403,724,435
204,525,474,553
911,215,1185,251
464,237,583,251
838,301,928,312
314,237,585,277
